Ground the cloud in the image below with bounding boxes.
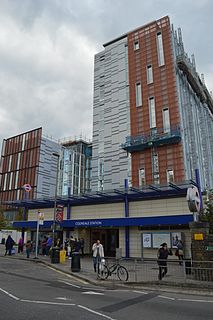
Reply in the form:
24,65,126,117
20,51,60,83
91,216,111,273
0,0,212,147
0,0,98,143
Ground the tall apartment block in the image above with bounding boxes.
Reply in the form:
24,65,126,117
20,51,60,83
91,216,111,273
91,16,213,192
58,138,92,196
0,127,61,204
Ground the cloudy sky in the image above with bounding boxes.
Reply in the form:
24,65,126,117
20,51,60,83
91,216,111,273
0,0,212,146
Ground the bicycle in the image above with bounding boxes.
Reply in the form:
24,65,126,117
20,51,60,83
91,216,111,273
100,260,129,281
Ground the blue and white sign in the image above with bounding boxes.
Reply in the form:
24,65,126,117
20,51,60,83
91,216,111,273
74,220,102,227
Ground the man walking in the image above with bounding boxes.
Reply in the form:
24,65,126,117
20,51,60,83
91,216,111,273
157,242,173,280
92,239,104,274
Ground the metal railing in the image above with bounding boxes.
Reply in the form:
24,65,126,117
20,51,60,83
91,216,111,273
103,258,213,286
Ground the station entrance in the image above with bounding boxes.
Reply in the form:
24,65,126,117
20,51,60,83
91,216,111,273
91,228,119,257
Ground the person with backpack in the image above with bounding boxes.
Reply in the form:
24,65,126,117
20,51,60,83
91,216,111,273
157,242,173,280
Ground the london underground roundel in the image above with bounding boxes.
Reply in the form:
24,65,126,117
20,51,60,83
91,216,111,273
186,186,201,213
23,184,32,192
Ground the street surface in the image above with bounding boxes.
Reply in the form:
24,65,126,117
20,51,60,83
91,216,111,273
0,257,213,320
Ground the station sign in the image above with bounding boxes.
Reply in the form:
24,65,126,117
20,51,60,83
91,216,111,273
23,184,32,192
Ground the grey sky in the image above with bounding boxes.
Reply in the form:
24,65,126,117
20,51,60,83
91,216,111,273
0,0,212,145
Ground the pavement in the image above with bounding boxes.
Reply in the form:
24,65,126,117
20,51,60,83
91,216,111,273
1,244,213,296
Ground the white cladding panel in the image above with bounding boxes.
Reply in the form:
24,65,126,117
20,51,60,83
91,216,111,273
129,198,190,217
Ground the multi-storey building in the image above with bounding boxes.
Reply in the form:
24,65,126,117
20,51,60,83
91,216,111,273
58,138,92,196
91,16,213,192
0,127,61,205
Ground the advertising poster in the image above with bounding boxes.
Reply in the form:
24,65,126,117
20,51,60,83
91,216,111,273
152,232,171,248
171,232,182,248
143,233,152,248
56,205,64,223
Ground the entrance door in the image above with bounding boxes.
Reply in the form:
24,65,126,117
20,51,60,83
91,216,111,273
91,229,119,257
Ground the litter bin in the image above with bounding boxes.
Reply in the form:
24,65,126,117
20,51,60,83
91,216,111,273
71,252,81,272
60,250,66,263
51,247,60,264
1,238,5,245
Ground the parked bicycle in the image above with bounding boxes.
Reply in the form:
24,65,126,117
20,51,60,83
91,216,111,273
100,260,129,281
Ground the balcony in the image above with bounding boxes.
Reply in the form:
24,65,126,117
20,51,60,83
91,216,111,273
121,126,181,153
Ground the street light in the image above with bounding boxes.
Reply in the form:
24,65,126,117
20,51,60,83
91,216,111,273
52,152,60,247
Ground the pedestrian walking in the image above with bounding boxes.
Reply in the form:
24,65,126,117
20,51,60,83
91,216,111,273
45,236,53,256
92,239,104,274
5,235,15,256
80,238,85,257
157,242,173,280
26,240,32,258
41,236,47,255
68,236,75,259
18,237,24,253
175,240,184,264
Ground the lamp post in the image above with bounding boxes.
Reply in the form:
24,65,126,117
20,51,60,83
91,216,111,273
52,152,60,247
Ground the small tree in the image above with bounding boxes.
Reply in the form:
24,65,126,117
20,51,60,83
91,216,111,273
200,190,213,234
14,208,25,221
0,207,7,229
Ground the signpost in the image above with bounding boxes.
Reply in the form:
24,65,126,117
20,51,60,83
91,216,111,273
35,210,44,259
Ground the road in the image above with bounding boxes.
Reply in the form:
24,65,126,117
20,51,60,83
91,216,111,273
0,257,213,320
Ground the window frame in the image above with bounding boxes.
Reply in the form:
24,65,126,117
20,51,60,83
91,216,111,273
134,40,139,51
149,97,156,128
147,65,153,84
156,31,165,67
163,107,170,133
136,82,142,107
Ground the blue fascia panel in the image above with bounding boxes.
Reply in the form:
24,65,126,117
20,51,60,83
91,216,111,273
13,214,193,229
13,221,52,229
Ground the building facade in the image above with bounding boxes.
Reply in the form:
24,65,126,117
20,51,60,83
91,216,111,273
91,16,213,192
13,182,194,258
58,139,92,196
0,127,61,204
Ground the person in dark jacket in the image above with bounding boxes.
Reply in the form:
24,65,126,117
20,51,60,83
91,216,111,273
157,242,173,280
5,235,15,256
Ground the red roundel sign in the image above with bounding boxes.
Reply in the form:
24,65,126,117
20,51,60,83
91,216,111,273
23,184,32,192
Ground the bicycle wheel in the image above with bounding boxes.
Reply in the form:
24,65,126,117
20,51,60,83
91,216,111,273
100,265,109,280
117,266,128,281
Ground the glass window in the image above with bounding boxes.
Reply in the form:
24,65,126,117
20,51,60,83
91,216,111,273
167,169,174,183
17,189,20,200
15,171,19,189
156,32,165,66
147,65,153,84
149,97,156,128
3,173,7,191
139,168,146,187
136,82,142,107
152,153,160,184
163,108,170,133
134,40,139,50
9,172,13,190
17,152,21,170
98,159,104,178
8,155,12,171
22,134,25,150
